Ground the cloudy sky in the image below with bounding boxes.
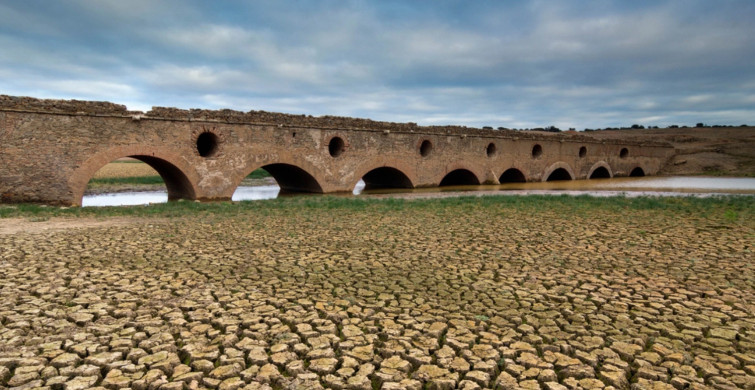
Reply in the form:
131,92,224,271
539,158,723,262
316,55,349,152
1,1,753,129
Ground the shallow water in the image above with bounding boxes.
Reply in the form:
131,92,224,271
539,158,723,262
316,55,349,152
231,185,281,201
482,176,754,194
82,191,169,207
81,176,755,207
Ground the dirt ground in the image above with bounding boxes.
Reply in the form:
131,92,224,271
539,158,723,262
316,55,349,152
0,198,753,389
92,161,159,179
583,127,755,177
0,217,159,235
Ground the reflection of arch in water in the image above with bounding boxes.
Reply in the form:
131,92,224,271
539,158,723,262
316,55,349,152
71,147,198,206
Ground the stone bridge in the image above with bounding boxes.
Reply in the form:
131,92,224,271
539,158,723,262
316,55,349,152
0,95,675,206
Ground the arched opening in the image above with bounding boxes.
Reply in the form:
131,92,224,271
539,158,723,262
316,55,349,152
499,168,526,183
139,156,195,200
546,168,573,182
82,156,195,206
259,163,323,193
620,148,629,158
361,167,413,191
439,169,480,186
486,143,497,157
579,146,587,158
231,163,323,201
630,167,645,177
328,137,345,157
589,167,611,179
196,132,220,157
420,140,433,157
532,144,543,158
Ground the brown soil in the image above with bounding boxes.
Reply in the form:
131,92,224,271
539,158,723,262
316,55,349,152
0,199,752,389
0,217,160,235
583,126,755,176
92,161,159,178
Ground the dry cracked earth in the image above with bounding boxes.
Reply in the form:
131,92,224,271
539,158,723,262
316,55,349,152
0,198,753,390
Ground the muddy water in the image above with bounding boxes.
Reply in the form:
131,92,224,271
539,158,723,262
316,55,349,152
81,176,755,207
502,176,755,194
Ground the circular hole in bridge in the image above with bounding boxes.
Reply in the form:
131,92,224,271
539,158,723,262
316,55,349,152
579,146,587,158
328,136,345,157
531,144,543,158
486,142,497,157
196,132,219,157
420,140,433,157
620,148,629,158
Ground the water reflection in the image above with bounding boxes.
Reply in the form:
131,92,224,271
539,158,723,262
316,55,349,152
82,191,168,207
82,176,755,207
231,185,280,201
601,176,755,192
493,176,755,194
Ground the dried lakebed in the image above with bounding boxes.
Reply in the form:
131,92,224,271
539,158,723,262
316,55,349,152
0,196,753,390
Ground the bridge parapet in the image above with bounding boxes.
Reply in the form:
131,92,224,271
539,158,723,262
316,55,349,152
1,95,671,146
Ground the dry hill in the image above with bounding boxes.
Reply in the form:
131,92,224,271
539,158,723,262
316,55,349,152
582,126,755,177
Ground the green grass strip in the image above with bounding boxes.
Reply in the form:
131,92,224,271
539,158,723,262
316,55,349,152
88,176,165,186
0,194,752,225
246,169,272,179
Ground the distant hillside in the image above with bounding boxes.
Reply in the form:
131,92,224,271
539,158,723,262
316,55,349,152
583,127,755,177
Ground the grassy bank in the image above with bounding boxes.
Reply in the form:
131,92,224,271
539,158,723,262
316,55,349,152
1,194,751,224
88,176,165,186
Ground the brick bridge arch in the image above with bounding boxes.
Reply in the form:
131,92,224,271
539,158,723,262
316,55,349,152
350,158,417,192
70,145,199,206
542,162,576,182
438,162,485,186
230,152,328,196
498,164,530,183
587,161,613,179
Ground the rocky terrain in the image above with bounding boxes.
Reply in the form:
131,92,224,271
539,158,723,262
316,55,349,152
0,197,753,389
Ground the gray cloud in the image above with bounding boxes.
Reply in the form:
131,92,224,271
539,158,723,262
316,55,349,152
0,1,753,129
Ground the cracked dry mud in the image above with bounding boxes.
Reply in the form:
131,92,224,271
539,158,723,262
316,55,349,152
0,199,753,390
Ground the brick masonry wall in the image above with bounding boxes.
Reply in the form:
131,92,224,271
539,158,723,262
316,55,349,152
0,95,675,206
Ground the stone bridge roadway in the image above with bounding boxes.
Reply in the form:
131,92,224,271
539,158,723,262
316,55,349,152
0,96,674,206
